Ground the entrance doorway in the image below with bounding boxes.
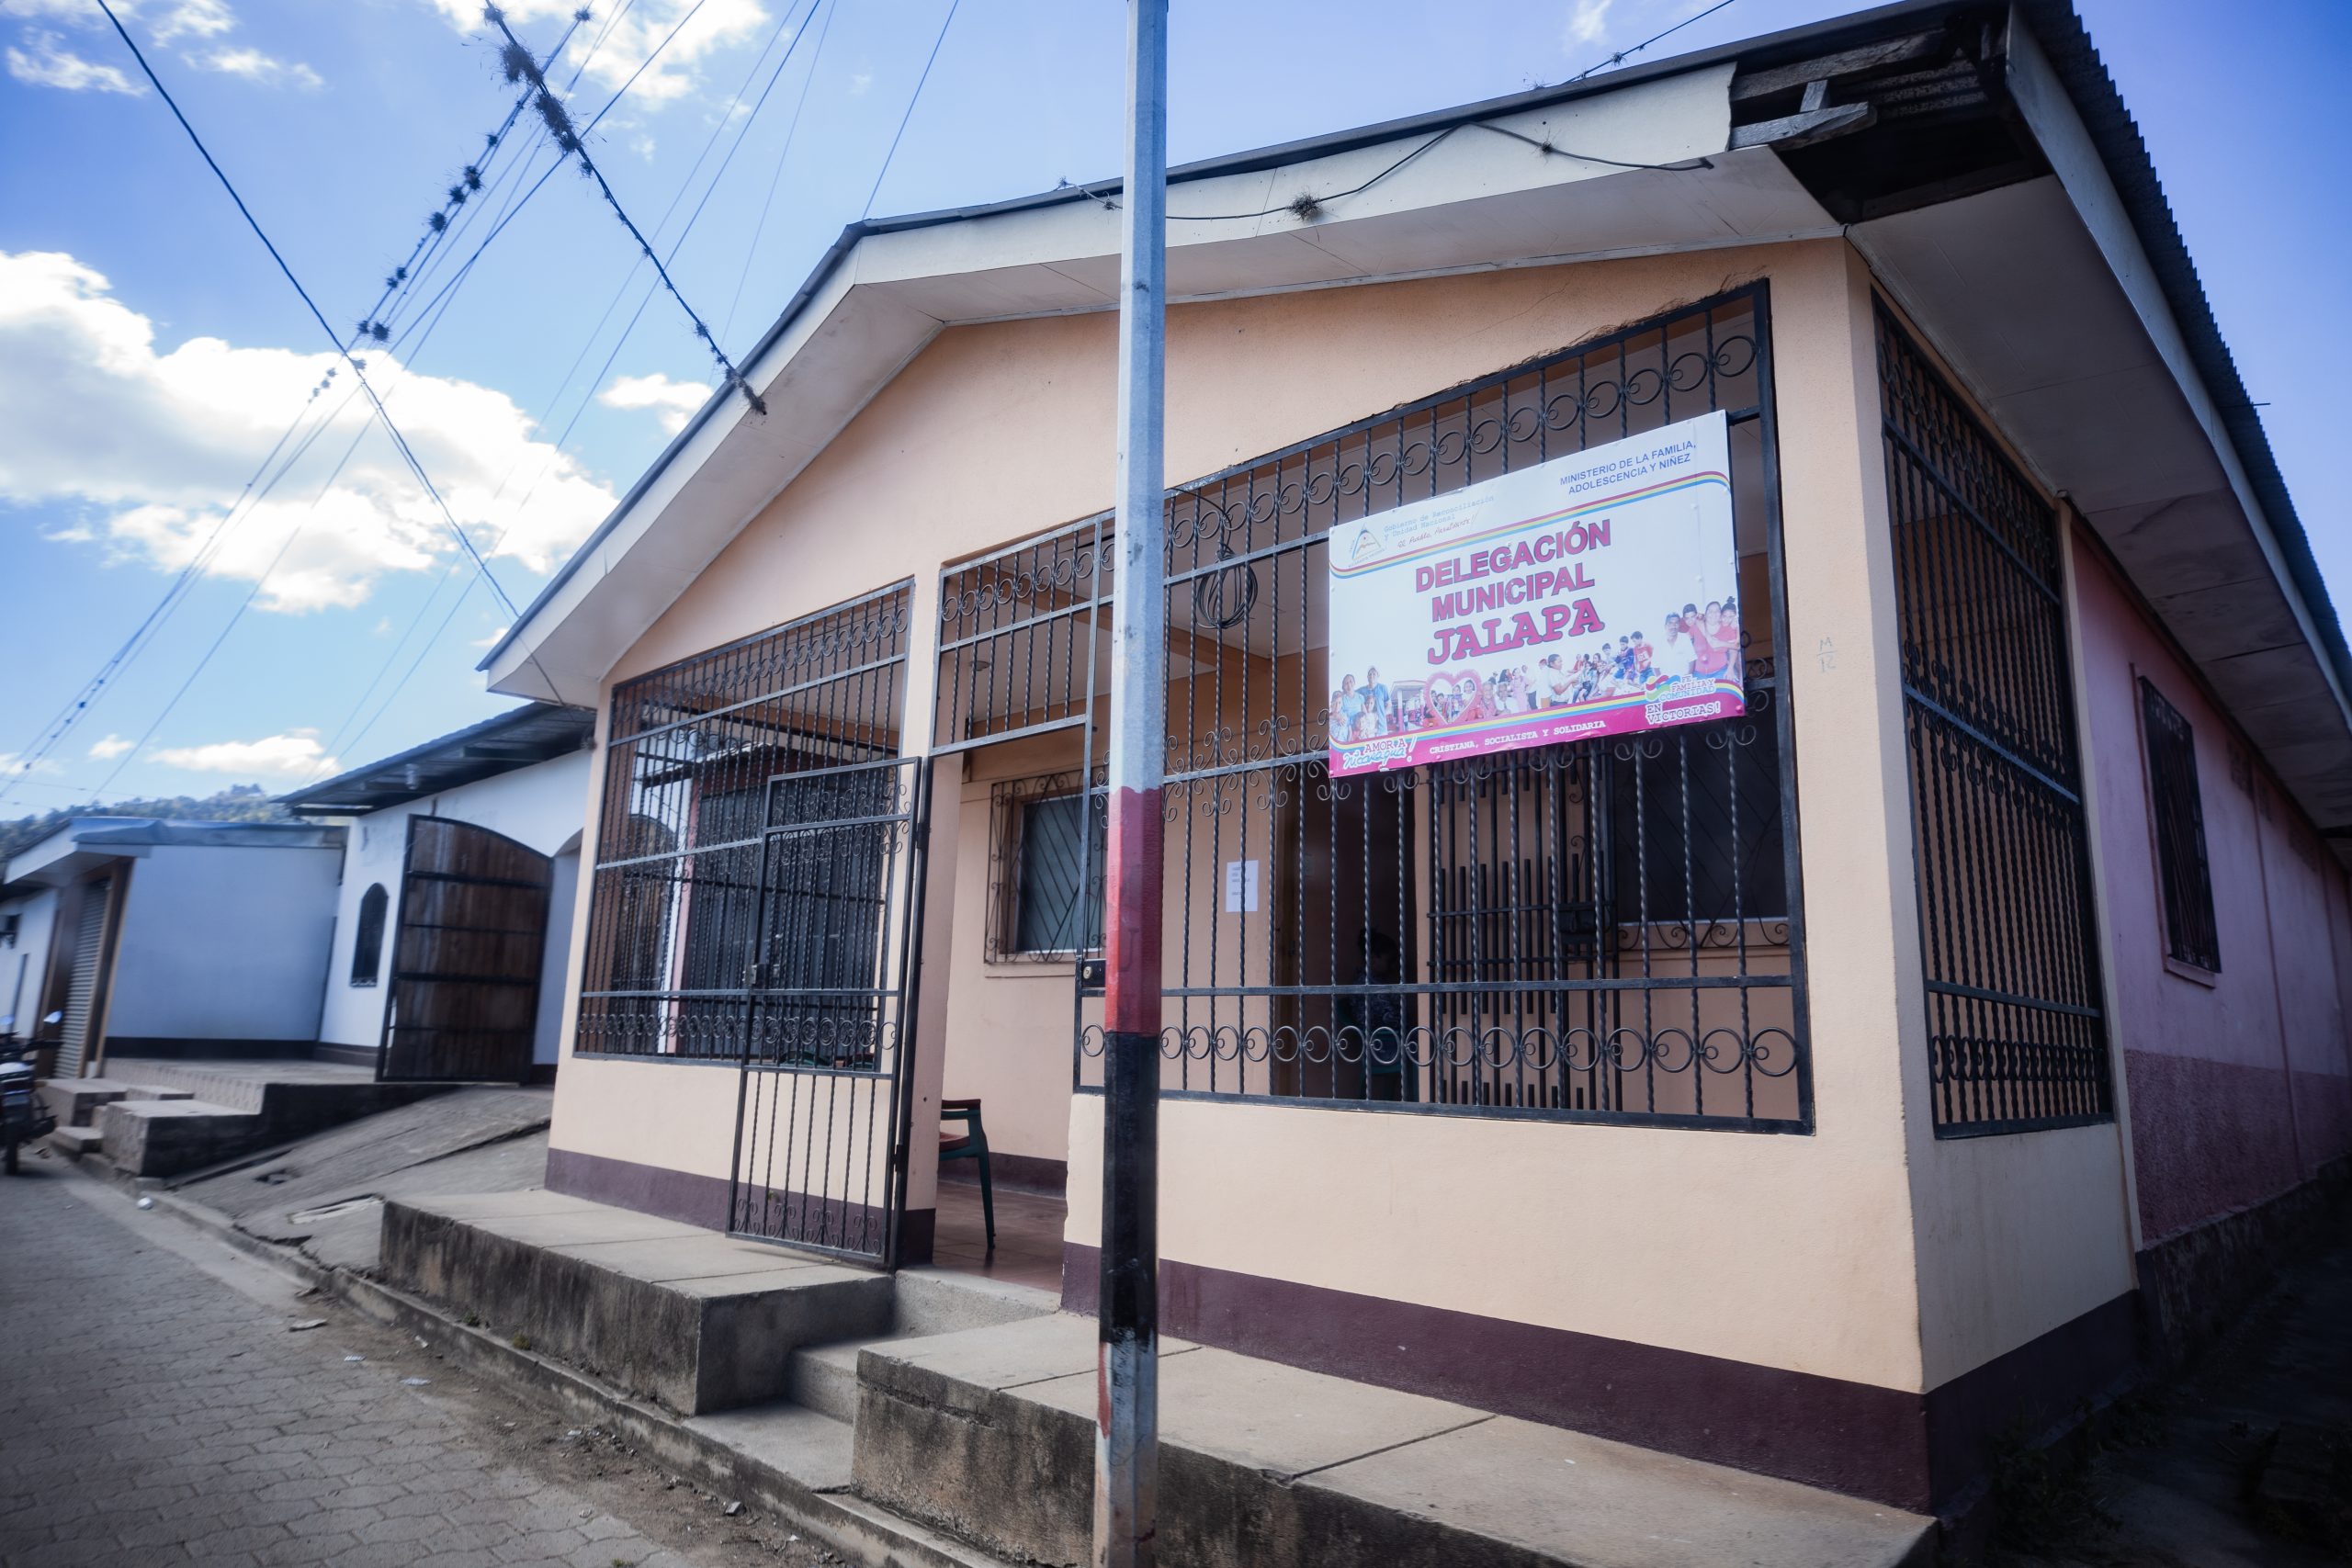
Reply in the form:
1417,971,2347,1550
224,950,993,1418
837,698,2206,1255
725,755,930,1269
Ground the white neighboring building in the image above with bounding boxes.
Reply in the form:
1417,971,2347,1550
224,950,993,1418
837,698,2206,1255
2,883,62,1045
280,704,594,1079
0,818,347,1078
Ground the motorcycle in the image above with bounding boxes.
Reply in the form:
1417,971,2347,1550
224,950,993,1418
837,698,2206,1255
1,1043,55,1175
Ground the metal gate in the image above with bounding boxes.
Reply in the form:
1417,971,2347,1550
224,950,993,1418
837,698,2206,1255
379,817,552,1083
726,755,930,1266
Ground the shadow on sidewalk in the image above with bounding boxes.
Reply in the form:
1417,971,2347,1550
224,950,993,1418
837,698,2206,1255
1989,1201,2352,1568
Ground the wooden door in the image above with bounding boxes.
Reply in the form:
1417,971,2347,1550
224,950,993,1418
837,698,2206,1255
379,818,551,1083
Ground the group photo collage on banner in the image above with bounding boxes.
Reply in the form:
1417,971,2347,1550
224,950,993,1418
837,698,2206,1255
1325,409,1747,777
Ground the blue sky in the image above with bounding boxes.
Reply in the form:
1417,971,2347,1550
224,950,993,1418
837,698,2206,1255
0,0,2345,811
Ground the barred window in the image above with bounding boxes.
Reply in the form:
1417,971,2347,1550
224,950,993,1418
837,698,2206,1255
1607,717,1788,927
349,883,388,987
987,772,1105,960
937,288,1811,1131
1880,302,2111,1135
2140,680,2219,973
576,583,912,1059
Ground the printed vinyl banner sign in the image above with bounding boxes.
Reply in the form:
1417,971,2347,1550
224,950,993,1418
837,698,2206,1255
1327,409,1743,777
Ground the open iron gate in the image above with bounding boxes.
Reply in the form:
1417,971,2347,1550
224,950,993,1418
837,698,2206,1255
379,817,552,1083
727,756,931,1266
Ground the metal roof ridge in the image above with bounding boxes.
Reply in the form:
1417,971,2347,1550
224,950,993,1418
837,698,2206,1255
478,0,1968,680
481,0,2348,733
275,701,594,811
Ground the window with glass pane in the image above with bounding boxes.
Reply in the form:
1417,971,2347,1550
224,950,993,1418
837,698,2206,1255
2141,679,2219,973
350,884,389,987
1012,792,1104,955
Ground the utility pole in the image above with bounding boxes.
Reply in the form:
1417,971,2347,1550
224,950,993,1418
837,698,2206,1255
1095,1,1166,1566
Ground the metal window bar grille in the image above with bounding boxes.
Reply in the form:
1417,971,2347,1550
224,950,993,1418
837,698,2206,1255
577,581,914,1059
2139,679,2220,972
935,521,1113,752
1877,302,2112,1135
986,768,1109,962
939,286,1810,1131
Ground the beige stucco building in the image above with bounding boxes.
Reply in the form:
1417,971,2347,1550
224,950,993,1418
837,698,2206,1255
481,0,2352,1517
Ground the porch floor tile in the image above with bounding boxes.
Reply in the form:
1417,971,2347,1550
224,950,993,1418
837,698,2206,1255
933,1179,1065,1294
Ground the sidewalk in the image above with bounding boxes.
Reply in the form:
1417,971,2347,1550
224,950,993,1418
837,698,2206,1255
0,1164,822,1567
2001,1199,2352,1567
171,1085,550,1269
381,1189,1936,1568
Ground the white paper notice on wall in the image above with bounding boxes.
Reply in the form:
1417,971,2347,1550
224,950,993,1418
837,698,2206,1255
1224,859,1261,914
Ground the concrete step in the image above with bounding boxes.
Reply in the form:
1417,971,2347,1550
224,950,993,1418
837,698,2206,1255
95,1098,265,1179
686,1399,856,1494
103,1060,272,1112
381,1191,896,1416
37,1077,131,1128
854,1313,1936,1568
47,1123,105,1157
893,1267,1058,1337
786,1267,1057,1422
787,1338,874,1423
90,1058,449,1155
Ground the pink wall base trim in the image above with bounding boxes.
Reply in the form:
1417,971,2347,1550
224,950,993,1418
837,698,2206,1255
2291,1069,2352,1170
2124,1049,2305,1243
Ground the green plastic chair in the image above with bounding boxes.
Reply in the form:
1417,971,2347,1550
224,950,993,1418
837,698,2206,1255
939,1098,994,1250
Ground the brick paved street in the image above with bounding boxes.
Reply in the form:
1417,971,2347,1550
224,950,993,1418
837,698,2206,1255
0,1166,827,1568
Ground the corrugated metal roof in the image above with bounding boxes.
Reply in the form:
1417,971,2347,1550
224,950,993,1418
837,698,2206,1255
276,702,594,816
478,0,2346,749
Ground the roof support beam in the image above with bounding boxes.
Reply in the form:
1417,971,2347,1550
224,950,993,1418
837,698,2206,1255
1730,32,1942,100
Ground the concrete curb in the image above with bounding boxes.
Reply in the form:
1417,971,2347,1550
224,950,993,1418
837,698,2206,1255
97,1171,1015,1568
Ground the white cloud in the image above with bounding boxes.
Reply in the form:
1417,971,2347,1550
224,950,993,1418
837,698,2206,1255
6,28,141,93
597,371,710,436
848,68,871,96
1563,0,1614,49
151,728,339,778
85,734,132,760
0,751,64,777
3,0,318,92
145,0,232,44
424,0,771,106
0,0,110,20
0,251,617,613
188,44,320,88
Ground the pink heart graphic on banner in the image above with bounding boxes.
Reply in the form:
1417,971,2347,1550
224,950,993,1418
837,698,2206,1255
1422,672,1468,716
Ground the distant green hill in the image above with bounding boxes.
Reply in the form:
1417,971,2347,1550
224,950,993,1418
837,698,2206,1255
0,784,291,868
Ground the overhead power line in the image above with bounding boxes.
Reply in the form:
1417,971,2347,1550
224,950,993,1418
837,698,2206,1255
349,9,589,344
862,0,959,219
725,0,836,347
38,0,566,808
95,0,525,623
484,4,767,414
1567,0,1743,82
6,4,705,811
292,0,781,780
537,0,821,461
